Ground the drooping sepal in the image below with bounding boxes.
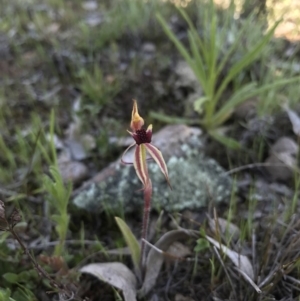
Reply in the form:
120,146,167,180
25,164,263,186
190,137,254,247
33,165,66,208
144,143,171,188
121,143,136,165
133,144,149,187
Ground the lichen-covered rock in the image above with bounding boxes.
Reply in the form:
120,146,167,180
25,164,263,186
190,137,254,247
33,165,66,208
72,125,233,214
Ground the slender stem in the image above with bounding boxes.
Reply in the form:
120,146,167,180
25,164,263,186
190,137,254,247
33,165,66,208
10,226,62,291
141,203,149,268
141,179,152,270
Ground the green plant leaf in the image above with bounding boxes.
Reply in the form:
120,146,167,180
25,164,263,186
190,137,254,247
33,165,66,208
0,288,15,301
43,166,72,256
194,238,210,253
208,82,257,127
188,31,206,89
212,77,300,127
12,286,38,301
43,166,72,213
115,217,141,276
193,97,209,114
149,111,199,125
3,272,19,284
209,130,241,149
156,13,194,67
216,16,254,79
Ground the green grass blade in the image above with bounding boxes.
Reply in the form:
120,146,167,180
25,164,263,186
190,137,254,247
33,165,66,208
209,130,241,149
156,13,193,67
178,8,206,56
210,82,257,127
49,109,57,167
214,20,281,104
212,77,300,127
208,10,217,88
216,17,253,79
115,217,141,275
150,111,199,125
188,31,207,90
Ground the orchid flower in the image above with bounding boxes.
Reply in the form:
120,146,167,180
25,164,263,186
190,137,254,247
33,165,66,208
121,99,171,267
121,99,171,190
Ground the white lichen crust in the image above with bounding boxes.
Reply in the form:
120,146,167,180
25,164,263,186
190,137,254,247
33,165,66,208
73,144,233,214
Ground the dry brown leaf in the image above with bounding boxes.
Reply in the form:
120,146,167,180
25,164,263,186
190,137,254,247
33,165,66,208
206,235,254,280
39,255,69,275
138,229,196,297
80,262,137,301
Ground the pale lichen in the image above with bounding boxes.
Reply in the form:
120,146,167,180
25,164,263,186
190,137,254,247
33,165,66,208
72,144,233,213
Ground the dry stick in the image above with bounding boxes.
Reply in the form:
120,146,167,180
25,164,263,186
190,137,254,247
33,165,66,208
213,246,238,301
258,216,296,289
9,226,75,299
251,229,257,279
28,239,102,250
224,162,300,176
142,238,194,262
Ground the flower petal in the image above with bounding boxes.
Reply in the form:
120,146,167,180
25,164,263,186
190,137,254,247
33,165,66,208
121,143,136,165
144,143,171,188
134,144,149,187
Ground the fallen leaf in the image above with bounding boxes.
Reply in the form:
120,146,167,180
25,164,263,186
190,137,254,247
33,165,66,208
80,262,137,301
206,235,254,280
138,229,196,297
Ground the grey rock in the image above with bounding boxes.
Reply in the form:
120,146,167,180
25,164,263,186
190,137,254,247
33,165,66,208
72,125,233,214
59,160,88,185
265,136,299,181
